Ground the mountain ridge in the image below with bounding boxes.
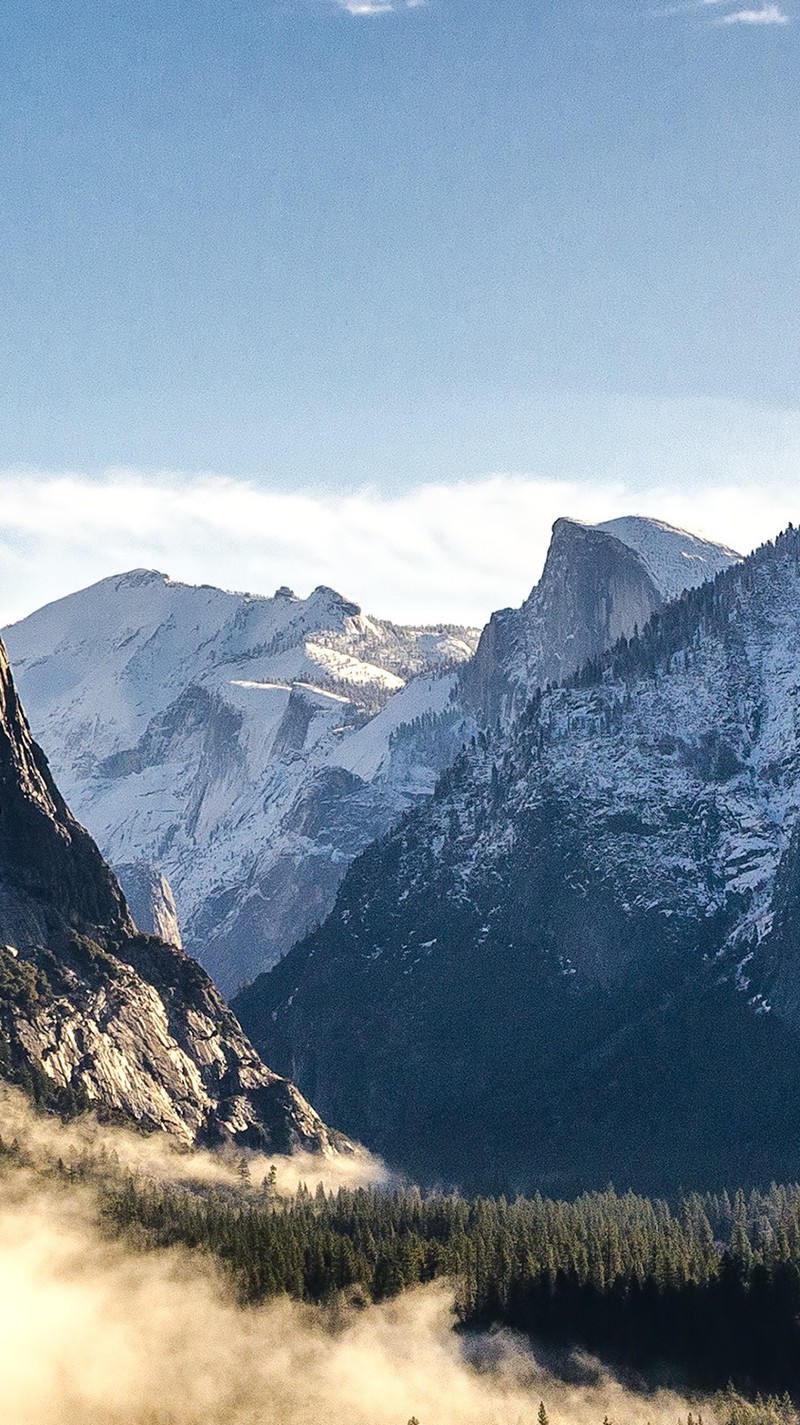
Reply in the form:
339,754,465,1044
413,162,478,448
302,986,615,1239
234,524,800,1194
3,516,738,995
3,569,480,992
461,514,739,725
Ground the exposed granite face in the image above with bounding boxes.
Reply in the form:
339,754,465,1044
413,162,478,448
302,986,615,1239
2,931,342,1150
115,862,183,947
0,639,346,1154
461,520,663,726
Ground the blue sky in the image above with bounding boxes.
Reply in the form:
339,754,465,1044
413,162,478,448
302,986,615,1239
1,0,798,620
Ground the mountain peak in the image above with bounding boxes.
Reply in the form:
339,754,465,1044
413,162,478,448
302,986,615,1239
594,515,741,600
308,585,362,619
3,568,479,992
462,512,740,725
111,568,170,588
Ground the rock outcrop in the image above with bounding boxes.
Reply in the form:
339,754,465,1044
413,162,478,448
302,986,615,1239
115,861,183,946
0,638,345,1153
461,516,739,724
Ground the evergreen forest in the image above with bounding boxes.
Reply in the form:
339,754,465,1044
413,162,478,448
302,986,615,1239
87,1163,800,1400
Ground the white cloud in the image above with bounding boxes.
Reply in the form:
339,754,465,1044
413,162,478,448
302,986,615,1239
335,0,424,13
339,1,393,13
0,469,796,631
655,0,790,21
717,3,790,19
655,0,729,13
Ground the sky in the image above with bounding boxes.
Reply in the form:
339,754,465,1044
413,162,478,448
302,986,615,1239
1,0,798,625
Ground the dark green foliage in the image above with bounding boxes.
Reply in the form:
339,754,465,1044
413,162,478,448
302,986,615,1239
101,1175,800,1398
0,950,46,1009
237,828,800,1196
65,932,119,984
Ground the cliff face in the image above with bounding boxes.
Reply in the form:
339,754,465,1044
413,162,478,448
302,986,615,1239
461,517,738,725
115,862,183,946
0,640,130,940
0,640,344,1154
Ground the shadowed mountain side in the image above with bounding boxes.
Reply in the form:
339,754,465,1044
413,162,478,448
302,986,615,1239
235,527,800,1195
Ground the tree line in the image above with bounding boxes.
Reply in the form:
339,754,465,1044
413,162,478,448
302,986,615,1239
97,1173,800,1398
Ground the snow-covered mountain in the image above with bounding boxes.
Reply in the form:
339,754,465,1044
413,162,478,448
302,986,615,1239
235,526,800,1195
2,519,737,998
3,573,480,994
461,515,739,724
0,635,345,1153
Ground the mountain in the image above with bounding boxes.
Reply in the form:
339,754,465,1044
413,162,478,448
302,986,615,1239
461,515,739,724
234,525,800,1195
2,520,736,997
0,635,344,1153
2,572,479,994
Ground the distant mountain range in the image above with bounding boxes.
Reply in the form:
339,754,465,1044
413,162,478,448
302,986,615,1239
0,634,345,1154
234,525,800,1195
2,575,478,994
2,517,737,997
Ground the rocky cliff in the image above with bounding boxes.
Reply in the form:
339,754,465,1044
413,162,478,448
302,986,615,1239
115,861,183,946
0,638,345,1153
461,516,739,724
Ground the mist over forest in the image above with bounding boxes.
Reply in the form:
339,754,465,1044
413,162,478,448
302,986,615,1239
0,1085,797,1425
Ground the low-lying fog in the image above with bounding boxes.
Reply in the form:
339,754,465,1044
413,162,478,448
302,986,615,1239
0,1087,719,1425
